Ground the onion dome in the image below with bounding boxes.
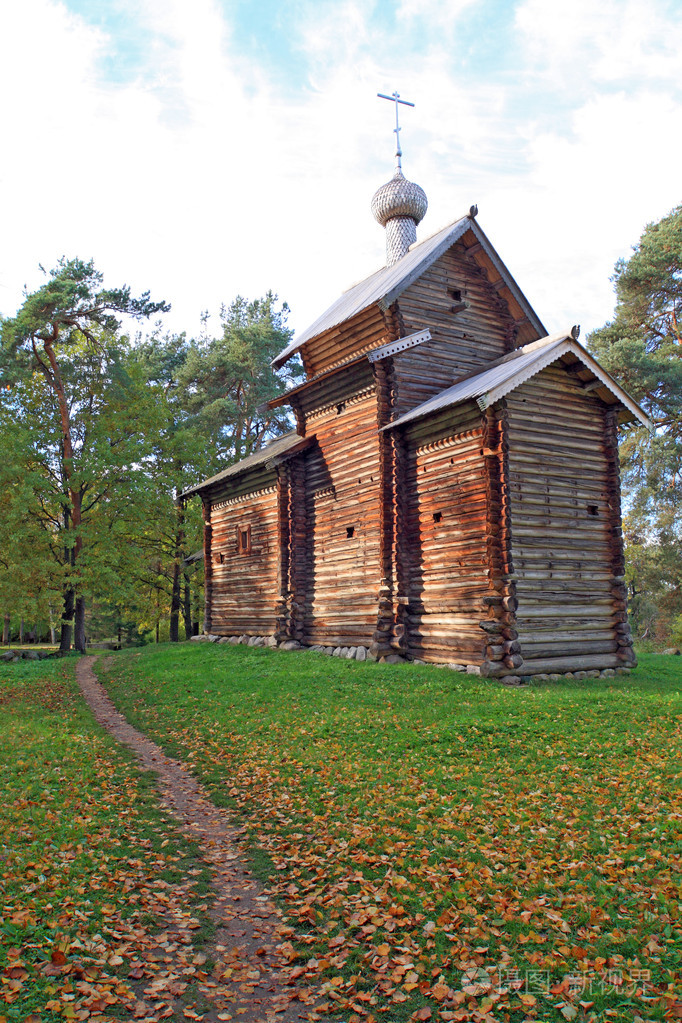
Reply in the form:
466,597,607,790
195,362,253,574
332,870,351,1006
371,168,428,227
371,169,428,266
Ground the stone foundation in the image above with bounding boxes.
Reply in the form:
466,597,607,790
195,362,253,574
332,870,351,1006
192,634,632,681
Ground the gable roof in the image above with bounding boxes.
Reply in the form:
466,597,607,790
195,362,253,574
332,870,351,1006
272,214,548,369
181,432,310,499
383,331,653,432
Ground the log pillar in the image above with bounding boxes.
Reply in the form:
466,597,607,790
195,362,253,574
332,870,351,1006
480,403,520,676
288,454,308,645
392,424,411,654
274,467,292,641
372,357,396,657
202,498,213,635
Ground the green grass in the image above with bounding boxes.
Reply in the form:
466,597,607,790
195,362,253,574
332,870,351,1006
0,658,212,1023
97,644,682,1022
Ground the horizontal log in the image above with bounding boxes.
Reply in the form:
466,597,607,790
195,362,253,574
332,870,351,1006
516,654,622,673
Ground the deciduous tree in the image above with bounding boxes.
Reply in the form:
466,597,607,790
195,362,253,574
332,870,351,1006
0,258,168,651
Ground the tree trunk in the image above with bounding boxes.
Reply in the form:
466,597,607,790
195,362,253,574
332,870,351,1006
183,570,192,640
19,619,24,645
74,596,86,653
192,574,200,636
169,488,185,643
44,333,85,653
2,613,9,645
169,559,181,642
155,619,160,644
60,587,75,653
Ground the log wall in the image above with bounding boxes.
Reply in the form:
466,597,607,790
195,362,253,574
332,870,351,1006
206,468,280,636
402,403,490,664
505,364,629,673
298,387,382,647
303,306,390,378
392,244,517,416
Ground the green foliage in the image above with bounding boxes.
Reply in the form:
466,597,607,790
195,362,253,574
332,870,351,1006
101,643,682,1022
0,258,295,644
1,256,168,367
0,332,166,631
589,206,682,643
590,205,682,431
0,397,60,627
0,258,170,650
180,292,303,462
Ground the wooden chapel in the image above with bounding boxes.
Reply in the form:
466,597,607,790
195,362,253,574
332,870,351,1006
184,118,651,678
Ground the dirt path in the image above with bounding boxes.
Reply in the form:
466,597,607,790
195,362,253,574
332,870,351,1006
76,656,320,1023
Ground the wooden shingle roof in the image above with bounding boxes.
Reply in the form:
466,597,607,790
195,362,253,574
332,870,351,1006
181,432,310,498
272,213,547,369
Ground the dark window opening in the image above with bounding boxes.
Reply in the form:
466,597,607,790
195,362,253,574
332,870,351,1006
587,505,599,517
336,402,346,415
237,524,252,554
433,511,442,523
215,551,224,564
346,526,355,538
449,287,467,314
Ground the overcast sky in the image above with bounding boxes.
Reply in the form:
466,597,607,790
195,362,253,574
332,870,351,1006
1,0,681,346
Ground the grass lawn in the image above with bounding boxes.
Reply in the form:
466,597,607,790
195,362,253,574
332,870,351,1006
98,645,682,1023
0,657,213,1023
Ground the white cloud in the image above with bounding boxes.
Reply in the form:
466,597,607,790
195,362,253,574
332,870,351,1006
515,0,682,92
1,0,680,349
396,0,478,35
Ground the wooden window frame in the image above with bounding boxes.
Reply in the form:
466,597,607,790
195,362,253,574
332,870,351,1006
237,523,252,555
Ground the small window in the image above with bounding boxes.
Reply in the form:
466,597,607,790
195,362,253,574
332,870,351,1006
346,526,355,539
237,524,252,554
215,551,224,564
433,511,442,523
449,287,467,313
336,402,346,415
587,505,599,517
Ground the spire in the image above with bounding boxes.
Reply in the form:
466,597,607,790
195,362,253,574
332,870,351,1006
372,91,428,266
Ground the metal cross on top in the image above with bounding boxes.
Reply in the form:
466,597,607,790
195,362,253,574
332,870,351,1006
377,90,415,173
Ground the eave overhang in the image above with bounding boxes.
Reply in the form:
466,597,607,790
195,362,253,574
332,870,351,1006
266,352,369,410
266,329,434,412
180,433,311,499
382,331,653,433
